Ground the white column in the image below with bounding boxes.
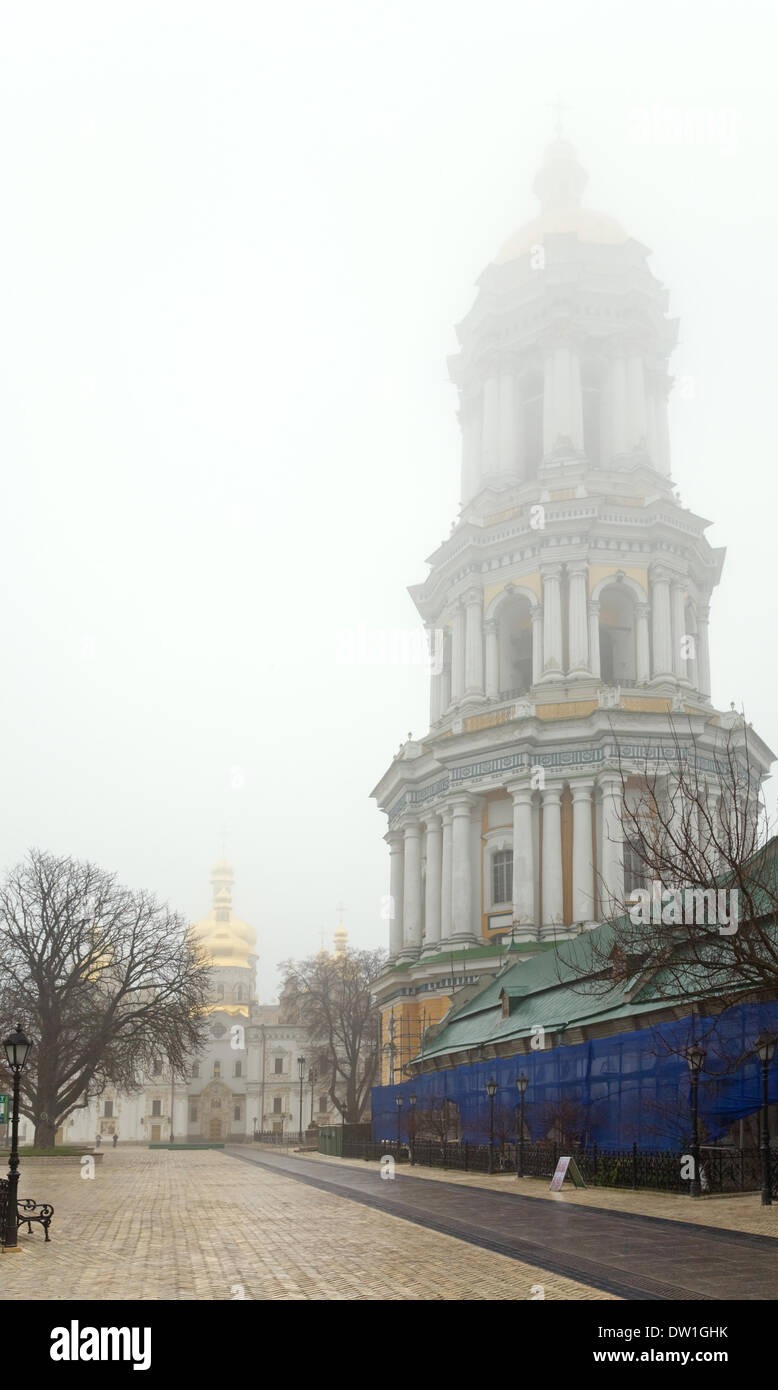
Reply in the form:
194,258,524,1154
508,781,535,936
588,600,601,679
542,566,563,677
422,814,442,952
541,783,564,931
553,345,572,441
531,606,544,685
498,365,517,475
451,797,477,942
611,355,628,455
484,620,499,699
470,797,483,930
450,603,466,702
570,351,584,452
599,774,625,916
571,780,595,924
401,819,422,956
650,569,673,679
440,807,453,940
567,562,589,673
464,588,484,698
697,603,711,699
635,603,650,684
542,349,555,455
627,354,647,448
461,400,481,504
385,830,404,958
482,372,500,475
655,385,672,476
671,580,687,679
645,385,659,465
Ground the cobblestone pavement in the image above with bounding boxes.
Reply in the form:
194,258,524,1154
4,1148,616,1301
289,1149,778,1238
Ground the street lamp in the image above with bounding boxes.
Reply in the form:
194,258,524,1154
395,1093,403,1149
297,1056,306,1142
3,1022,33,1252
755,1030,776,1207
516,1072,529,1180
485,1079,498,1175
685,1042,705,1198
408,1093,417,1165
308,1066,317,1126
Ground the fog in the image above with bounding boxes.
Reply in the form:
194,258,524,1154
0,0,776,995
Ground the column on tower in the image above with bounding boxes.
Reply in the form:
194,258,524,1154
439,806,454,940
567,561,589,674
461,396,482,502
464,588,485,699
599,773,625,916
571,779,595,924
696,602,711,699
531,606,544,685
570,350,584,452
498,363,517,475
385,829,404,958
671,580,688,680
470,796,483,929
645,377,659,465
427,623,444,724
507,779,536,937
635,603,651,684
450,602,466,703
450,795,478,942
484,620,499,699
655,383,672,476
422,813,442,953
627,353,648,448
649,567,674,679
481,370,500,475
541,782,564,932
552,345,572,444
401,817,422,957
541,565,563,677
611,354,628,456
587,600,601,678
542,349,556,455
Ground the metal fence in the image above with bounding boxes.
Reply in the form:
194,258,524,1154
341,1137,778,1195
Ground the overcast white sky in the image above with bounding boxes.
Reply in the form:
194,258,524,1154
1,0,777,997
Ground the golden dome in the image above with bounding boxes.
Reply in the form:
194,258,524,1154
494,139,628,265
192,857,257,968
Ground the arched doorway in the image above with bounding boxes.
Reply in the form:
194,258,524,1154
598,583,637,685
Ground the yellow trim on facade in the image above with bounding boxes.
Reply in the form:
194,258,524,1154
588,564,648,596
483,571,542,611
622,696,672,713
536,700,599,720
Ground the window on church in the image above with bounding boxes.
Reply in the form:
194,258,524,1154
492,849,513,905
234,1060,242,1077
234,1106,241,1121
273,1096,282,1114
274,1056,283,1074
581,360,602,465
151,1100,162,1117
104,1100,113,1118
152,1061,162,1076
318,1095,328,1113
191,1063,199,1079
190,1106,198,1122
213,1061,221,1078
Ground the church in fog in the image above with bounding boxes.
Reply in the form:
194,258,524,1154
65,859,343,1144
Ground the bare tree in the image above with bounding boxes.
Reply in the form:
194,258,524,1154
279,947,386,1123
0,849,212,1146
577,715,778,1010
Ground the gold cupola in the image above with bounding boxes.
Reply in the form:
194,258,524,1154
192,857,257,968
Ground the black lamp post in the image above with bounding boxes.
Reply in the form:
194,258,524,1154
297,1056,305,1142
685,1042,705,1198
516,1072,529,1179
308,1066,317,1126
408,1093,417,1165
3,1022,33,1252
755,1030,776,1207
485,1079,498,1174
395,1094,403,1149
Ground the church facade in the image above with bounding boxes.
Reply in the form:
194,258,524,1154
64,859,343,1145
371,137,773,1084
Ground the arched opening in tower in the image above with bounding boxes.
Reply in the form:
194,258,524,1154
497,593,533,696
598,584,637,685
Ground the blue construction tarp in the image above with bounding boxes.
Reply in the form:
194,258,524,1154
371,1001,778,1150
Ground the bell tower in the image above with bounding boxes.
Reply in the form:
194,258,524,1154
370,139,774,1084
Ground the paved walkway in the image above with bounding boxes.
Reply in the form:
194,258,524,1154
4,1148,613,1301
236,1146,778,1300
